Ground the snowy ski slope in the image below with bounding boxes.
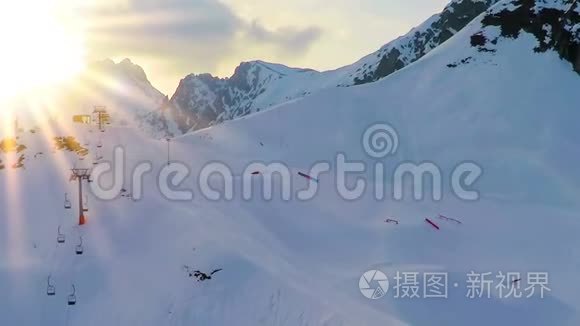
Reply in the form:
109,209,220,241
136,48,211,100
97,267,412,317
0,1,579,325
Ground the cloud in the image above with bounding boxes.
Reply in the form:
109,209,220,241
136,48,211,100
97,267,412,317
84,0,238,61
245,20,322,55
80,0,323,92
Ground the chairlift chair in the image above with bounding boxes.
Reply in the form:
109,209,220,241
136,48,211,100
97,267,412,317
75,237,84,255
97,140,103,148
67,285,76,305
64,193,72,209
46,276,56,296
57,226,65,244
93,151,100,165
83,195,89,212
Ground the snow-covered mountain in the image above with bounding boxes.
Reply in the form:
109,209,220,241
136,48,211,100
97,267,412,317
476,0,579,74
166,61,322,132
164,0,503,134
1,1,579,325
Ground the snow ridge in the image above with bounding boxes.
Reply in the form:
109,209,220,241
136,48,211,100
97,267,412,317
161,0,502,135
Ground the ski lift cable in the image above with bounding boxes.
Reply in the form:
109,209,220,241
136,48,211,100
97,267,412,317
46,224,66,305
65,307,71,326
50,213,67,275
65,235,83,308
66,230,84,308
51,224,81,300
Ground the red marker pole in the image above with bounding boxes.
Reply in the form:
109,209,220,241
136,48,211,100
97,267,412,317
425,218,440,230
298,172,319,183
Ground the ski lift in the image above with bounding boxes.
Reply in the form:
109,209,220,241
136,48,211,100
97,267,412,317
93,151,102,165
97,140,103,148
83,195,89,212
67,285,76,305
46,275,56,296
57,226,65,244
64,193,72,209
75,237,84,255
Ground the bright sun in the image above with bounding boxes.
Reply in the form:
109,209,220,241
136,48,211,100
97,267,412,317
0,1,85,102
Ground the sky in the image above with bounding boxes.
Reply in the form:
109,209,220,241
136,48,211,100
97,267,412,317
19,0,450,95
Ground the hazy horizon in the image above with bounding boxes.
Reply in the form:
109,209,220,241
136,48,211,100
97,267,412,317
0,0,451,96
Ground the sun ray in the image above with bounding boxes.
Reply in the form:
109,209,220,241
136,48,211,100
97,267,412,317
0,110,28,291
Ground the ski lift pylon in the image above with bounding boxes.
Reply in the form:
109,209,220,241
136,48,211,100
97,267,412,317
46,275,56,296
67,285,76,305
